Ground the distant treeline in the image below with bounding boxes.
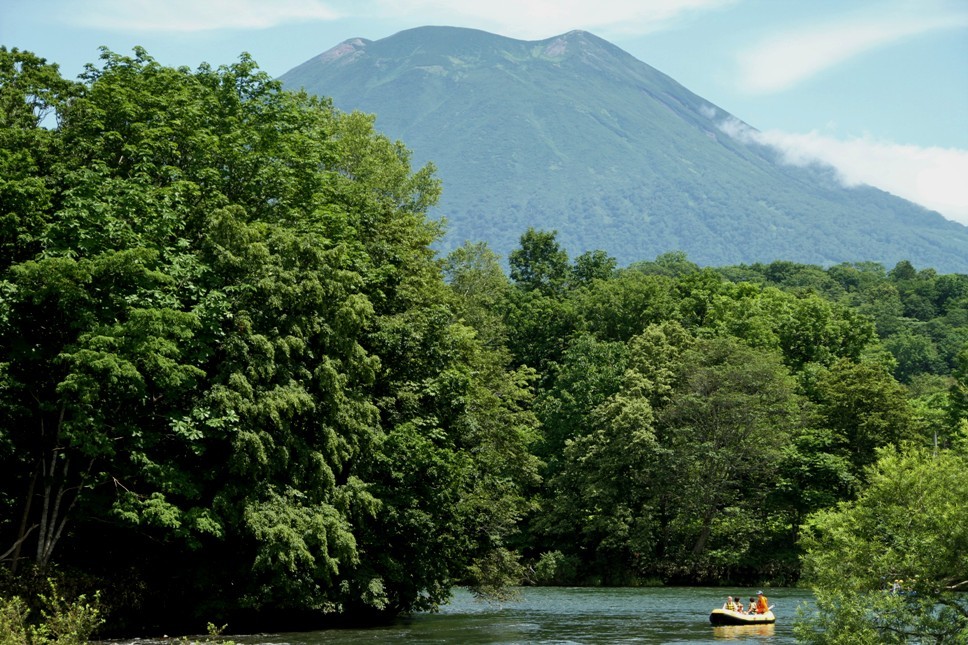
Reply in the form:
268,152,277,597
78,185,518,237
1,46,965,638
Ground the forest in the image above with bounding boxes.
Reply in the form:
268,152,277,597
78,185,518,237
0,47,966,641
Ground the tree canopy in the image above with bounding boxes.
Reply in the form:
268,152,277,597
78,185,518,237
0,47,537,633
795,448,968,643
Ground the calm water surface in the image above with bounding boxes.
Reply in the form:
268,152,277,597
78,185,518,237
226,587,813,644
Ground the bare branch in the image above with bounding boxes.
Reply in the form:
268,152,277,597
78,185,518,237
0,524,39,562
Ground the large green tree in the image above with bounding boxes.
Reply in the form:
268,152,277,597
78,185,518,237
508,228,570,297
811,358,917,480
796,447,968,643
0,48,80,267
534,323,687,583
0,47,535,632
654,336,803,581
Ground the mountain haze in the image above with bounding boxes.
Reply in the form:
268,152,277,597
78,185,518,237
281,26,968,273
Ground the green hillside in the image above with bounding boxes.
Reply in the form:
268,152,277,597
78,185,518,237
281,26,968,273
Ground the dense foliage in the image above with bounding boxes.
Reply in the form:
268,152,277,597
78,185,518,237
0,580,102,644
795,448,968,643
2,47,966,638
0,47,537,634
494,237,966,587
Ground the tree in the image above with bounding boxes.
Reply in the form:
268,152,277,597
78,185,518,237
654,336,803,581
532,334,628,470
570,269,677,343
0,47,535,630
540,377,662,583
889,261,940,321
442,241,511,353
771,370,857,537
508,228,569,296
571,249,616,286
0,250,205,573
775,294,875,371
950,344,968,449
673,268,728,328
502,287,578,378
759,260,844,297
811,359,917,480
0,48,80,268
883,331,942,382
855,282,905,336
630,251,700,278
826,261,887,296
704,282,785,351
535,324,688,583
796,448,968,643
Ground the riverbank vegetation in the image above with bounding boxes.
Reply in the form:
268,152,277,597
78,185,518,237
1,47,966,638
794,448,968,642
0,578,102,644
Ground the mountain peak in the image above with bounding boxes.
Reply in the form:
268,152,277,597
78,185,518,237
541,30,593,57
308,26,631,70
315,37,370,66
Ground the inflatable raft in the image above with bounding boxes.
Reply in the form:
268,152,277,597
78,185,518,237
709,608,776,625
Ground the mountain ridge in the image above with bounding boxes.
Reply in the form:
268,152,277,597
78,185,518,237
281,26,968,273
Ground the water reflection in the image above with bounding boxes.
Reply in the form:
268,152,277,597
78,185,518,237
713,623,776,639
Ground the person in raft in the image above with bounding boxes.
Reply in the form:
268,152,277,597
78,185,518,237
722,596,737,611
747,597,758,614
755,591,769,614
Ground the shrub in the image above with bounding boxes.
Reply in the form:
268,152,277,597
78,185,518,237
0,581,102,645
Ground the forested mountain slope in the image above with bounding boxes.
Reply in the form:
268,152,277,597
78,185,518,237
281,26,968,273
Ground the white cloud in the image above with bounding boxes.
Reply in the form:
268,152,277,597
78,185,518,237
74,0,342,32
720,119,968,226
370,0,737,39
736,3,968,94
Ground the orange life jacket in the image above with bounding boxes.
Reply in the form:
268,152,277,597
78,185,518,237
756,595,768,613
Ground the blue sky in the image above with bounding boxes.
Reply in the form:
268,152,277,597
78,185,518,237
4,0,967,225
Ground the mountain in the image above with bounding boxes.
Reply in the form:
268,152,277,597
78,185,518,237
280,26,968,273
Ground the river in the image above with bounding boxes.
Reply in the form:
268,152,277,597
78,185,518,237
227,587,814,644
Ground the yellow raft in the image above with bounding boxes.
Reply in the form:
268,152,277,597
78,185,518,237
709,608,776,625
